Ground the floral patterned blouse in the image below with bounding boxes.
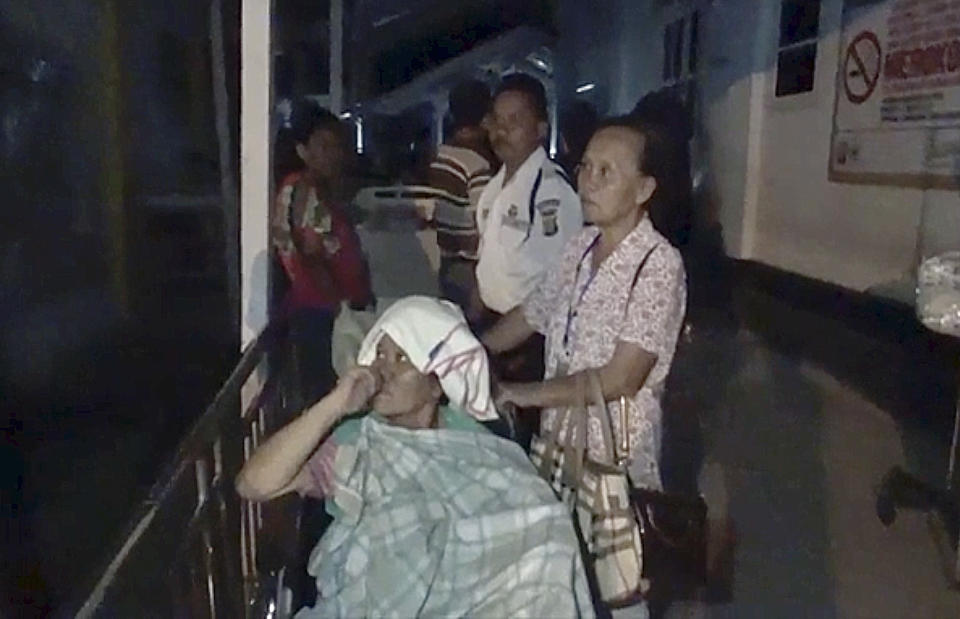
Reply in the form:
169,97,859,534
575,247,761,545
524,215,686,489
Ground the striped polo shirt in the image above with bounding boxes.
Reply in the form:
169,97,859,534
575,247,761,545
425,143,494,260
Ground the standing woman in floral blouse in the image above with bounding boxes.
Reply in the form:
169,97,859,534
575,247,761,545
484,117,687,493
274,100,372,406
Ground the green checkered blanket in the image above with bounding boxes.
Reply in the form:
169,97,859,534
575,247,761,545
296,416,595,618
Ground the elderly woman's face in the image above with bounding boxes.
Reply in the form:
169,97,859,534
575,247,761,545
577,127,654,227
369,336,441,418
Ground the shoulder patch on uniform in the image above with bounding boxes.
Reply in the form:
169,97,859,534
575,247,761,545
535,197,560,213
544,161,574,189
536,195,560,237
541,209,559,236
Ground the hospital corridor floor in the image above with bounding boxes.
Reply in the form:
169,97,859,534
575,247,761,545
666,324,960,618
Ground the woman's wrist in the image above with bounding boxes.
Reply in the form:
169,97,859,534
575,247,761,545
503,382,536,409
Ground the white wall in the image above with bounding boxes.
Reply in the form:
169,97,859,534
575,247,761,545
561,0,960,293
610,2,664,115
738,0,960,291
556,0,768,258
752,0,912,290
556,0,775,260
697,0,774,259
240,0,272,347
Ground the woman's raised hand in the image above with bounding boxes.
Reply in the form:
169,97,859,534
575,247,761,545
331,366,381,414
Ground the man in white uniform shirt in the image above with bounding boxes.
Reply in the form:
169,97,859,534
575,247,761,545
475,73,582,317
475,74,582,446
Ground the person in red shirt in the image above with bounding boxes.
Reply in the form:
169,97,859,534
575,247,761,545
273,101,372,406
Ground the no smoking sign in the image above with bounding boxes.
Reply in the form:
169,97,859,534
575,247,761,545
844,31,882,104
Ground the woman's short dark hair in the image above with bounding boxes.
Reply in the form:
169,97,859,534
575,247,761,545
290,98,348,147
494,73,548,121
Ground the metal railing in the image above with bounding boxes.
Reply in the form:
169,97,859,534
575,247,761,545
73,323,302,618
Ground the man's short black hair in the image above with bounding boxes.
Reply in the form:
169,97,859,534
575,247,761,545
448,79,491,130
494,73,548,121
290,97,348,146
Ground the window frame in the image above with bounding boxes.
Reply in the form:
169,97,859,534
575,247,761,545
774,0,822,98
661,9,700,87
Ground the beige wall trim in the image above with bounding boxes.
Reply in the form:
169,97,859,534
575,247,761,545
828,168,960,192
240,0,273,348
740,70,766,259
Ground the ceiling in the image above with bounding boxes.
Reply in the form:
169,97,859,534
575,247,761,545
347,0,555,101
351,0,495,40
272,0,556,111
358,25,554,115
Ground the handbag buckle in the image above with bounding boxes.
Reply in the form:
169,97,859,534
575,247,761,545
615,395,631,468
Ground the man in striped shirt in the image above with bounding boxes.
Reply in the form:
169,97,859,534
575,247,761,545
425,80,497,322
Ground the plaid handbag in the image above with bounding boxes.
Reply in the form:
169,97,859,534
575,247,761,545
530,370,647,607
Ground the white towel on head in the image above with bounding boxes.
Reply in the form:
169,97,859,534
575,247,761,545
356,296,498,421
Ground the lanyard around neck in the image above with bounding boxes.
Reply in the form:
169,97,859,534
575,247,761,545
562,237,660,354
562,232,602,351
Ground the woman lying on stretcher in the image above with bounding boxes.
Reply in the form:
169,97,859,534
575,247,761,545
236,296,595,618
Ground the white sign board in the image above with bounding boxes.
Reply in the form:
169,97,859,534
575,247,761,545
830,0,960,189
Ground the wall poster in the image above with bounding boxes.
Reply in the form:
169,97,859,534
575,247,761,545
830,0,960,189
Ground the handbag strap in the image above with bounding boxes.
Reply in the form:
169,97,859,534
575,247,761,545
585,243,658,468
560,372,588,486
538,372,582,480
541,403,568,478
624,244,660,319
585,369,619,466
617,395,630,465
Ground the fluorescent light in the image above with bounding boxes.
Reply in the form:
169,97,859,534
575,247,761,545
526,49,553,74
373,11,408,28
339,111,352,119
576,82,596,94
355,117,364,154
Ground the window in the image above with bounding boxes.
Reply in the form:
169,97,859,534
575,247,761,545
688,11,699,75
663,18,685,82
662,11,699,84
775,0,821,97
